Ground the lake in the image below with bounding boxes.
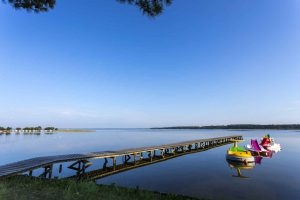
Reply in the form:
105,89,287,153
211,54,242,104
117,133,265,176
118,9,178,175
1,129,299,200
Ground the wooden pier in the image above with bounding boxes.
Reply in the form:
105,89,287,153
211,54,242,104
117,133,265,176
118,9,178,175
0,135,242,179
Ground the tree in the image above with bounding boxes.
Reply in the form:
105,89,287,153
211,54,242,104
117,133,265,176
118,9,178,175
3,0,172,16
34,126,42,131
4,0,55,12
117,0,172,17
44,127,56,131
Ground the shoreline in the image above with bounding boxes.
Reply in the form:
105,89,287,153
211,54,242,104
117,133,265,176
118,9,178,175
151,128,300,130
151,124,300,130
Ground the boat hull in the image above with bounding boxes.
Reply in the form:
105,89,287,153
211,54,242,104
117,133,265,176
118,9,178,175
263,143,281,152
226,154,255,163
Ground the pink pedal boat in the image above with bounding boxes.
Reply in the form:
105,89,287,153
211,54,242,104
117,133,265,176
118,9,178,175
245,139,272,157
260,136,282,153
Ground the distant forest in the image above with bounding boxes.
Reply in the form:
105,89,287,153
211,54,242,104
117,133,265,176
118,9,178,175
152,124,300,130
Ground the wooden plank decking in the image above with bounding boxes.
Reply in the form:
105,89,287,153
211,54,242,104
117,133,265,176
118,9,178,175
0,135,242,178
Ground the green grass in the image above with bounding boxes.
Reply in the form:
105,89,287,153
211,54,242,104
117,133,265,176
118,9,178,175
0,176,205,200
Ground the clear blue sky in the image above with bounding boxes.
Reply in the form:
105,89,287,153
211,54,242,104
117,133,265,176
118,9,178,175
0,0,300,128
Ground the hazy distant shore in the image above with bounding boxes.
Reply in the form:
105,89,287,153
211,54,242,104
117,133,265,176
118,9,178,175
151,124,300,130
0,128,96,134
57,129,96,132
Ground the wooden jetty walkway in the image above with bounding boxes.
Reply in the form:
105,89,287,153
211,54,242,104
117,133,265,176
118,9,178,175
0,135,242,179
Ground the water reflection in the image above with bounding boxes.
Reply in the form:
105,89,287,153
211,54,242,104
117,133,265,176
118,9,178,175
4,0,172,16
227,160,255,179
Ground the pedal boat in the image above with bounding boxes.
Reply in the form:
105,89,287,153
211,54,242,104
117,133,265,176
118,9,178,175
262,139,281,152
245,139,272,157
261,136,281,153
226,140,255,163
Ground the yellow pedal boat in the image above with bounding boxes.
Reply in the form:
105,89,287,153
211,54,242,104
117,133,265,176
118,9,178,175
226,140,255,163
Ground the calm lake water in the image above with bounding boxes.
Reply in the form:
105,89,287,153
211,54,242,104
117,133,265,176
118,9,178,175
1,129,299,200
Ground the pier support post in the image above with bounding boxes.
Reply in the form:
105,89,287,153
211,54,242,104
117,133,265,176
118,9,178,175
124,154,131,164
174,147,179,153
170,148,175,155
103,158,108,169
201,142,205,148
112,157,116,171
68,160,92,175
59,164,63,173
148,151,152,161
39,165,53,179
164,149,169,155
161,149,165,158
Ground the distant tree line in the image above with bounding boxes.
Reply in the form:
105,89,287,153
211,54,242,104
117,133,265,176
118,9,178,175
0,126,58,132
152,124,300,130
0,127,12,131
44,127,58,131
23,126,42,131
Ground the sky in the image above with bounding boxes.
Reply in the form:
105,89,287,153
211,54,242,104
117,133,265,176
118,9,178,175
0,0,300,128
